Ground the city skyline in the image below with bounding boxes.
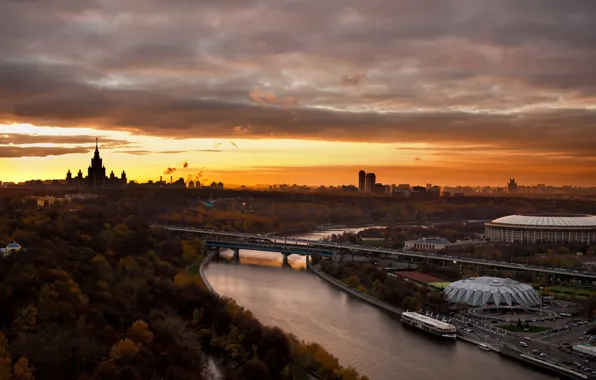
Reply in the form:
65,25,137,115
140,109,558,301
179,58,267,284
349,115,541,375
1,1,596,186
2,136,595,191
2,128,596,188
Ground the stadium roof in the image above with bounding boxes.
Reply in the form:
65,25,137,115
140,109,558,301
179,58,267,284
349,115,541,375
488,214,596,228
444,276,541,307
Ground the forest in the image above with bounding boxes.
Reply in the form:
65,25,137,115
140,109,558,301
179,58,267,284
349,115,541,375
0,191,368,380
1,187,596,378
5,187,596,235
317,261,447,314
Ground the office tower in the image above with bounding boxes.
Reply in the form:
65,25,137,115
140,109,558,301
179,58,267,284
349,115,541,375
365,172,376,193
358,170,366,192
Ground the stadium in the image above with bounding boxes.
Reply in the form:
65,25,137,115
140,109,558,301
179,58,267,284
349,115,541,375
484,214,596,244
444,277,541,308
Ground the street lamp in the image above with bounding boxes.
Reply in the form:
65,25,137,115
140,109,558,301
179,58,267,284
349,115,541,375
540,286,544,316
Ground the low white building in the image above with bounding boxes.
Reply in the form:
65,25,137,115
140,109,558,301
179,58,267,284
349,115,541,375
1,241,22,257
404,237,486,252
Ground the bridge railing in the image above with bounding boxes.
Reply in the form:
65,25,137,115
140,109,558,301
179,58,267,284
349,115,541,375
205,240,335,257
159,225,596,279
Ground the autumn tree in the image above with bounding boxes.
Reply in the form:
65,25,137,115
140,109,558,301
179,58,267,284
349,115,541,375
345,275,360,288
11,305,38,333
13,357,34,380
127,320,154,344
0,359,11,380
109,339,140,361
0,333,8,358
181,242,197,264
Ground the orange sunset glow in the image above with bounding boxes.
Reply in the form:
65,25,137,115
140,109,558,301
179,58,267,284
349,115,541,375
1,1,596,187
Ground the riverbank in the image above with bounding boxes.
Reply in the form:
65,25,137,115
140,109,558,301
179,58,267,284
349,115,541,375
197,253,336,380
199,251,218,296
307,260,404,316
309,260,588,380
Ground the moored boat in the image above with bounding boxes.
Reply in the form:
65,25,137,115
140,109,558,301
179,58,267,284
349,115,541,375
400,312,457,340
478,343,491,351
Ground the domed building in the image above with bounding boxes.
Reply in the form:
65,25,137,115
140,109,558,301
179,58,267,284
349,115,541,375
485,214,596,244
1,241,22,257
444,277,541,308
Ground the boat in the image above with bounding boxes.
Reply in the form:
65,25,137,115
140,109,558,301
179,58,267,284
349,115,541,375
400,311,457,340
478,343,491,351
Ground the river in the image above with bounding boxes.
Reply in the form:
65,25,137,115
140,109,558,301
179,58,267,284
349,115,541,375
204,228,556,380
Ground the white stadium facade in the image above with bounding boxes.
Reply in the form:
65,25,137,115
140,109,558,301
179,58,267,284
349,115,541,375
484,214,596,244
444,277,541,308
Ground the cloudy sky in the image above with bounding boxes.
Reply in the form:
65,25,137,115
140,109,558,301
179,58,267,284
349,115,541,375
1,0,595,186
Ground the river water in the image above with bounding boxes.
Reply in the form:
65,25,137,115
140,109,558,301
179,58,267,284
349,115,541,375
204,228,555,380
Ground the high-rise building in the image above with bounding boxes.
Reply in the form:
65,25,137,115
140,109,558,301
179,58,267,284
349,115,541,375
66,139,127,188
365,172,376,192
507,178,518,194
358,170,366,192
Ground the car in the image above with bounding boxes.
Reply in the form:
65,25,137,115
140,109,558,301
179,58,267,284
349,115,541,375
519,342,528,347
540,353,547,357
524,336,531,340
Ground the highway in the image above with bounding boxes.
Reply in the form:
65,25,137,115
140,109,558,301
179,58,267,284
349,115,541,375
156,225,596,280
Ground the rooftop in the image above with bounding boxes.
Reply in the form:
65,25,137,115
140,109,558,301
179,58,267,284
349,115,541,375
402,312,455,330
488,214,596,228
406,237,452,245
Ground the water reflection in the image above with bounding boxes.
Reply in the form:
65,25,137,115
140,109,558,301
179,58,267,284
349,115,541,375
205,229,556,380
218,249,306,269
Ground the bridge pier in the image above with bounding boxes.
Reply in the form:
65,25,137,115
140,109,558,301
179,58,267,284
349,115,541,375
282,252,290,265
233,248,240,263
214,247,220,260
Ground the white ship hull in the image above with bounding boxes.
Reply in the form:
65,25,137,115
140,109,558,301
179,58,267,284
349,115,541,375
400,314,457,341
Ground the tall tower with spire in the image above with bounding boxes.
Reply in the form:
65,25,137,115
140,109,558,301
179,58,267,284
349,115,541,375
88,137,106,187
65,138,128,188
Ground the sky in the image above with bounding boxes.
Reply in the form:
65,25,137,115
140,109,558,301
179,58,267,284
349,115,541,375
1,0,596,187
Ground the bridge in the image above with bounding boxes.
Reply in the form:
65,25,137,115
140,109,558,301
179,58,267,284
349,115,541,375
205,239,335,263
157,225,596,280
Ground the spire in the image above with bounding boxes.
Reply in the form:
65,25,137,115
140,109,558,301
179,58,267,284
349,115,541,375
93,137,101,160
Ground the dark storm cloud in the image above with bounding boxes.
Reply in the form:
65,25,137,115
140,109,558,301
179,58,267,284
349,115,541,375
0,146,91,158
0,0,595,159
0,133,131,147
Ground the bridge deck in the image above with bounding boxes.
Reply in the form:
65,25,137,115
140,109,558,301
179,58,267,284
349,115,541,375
157,225,596,280
206,240,334,257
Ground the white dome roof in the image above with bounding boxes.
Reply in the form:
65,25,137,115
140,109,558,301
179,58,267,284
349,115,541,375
444,276,541,307
488,214,596,228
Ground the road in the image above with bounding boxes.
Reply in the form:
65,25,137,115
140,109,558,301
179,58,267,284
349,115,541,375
158,225,596,280
447,312,596,377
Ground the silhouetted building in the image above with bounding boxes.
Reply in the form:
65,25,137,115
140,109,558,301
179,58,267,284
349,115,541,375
172,178,186,187
365,173,376,193
507,178,518,194
66,139,127,188
358,170,366,192
371,183,385,194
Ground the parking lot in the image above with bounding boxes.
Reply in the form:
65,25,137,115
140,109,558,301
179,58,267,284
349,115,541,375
431,310,596,377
